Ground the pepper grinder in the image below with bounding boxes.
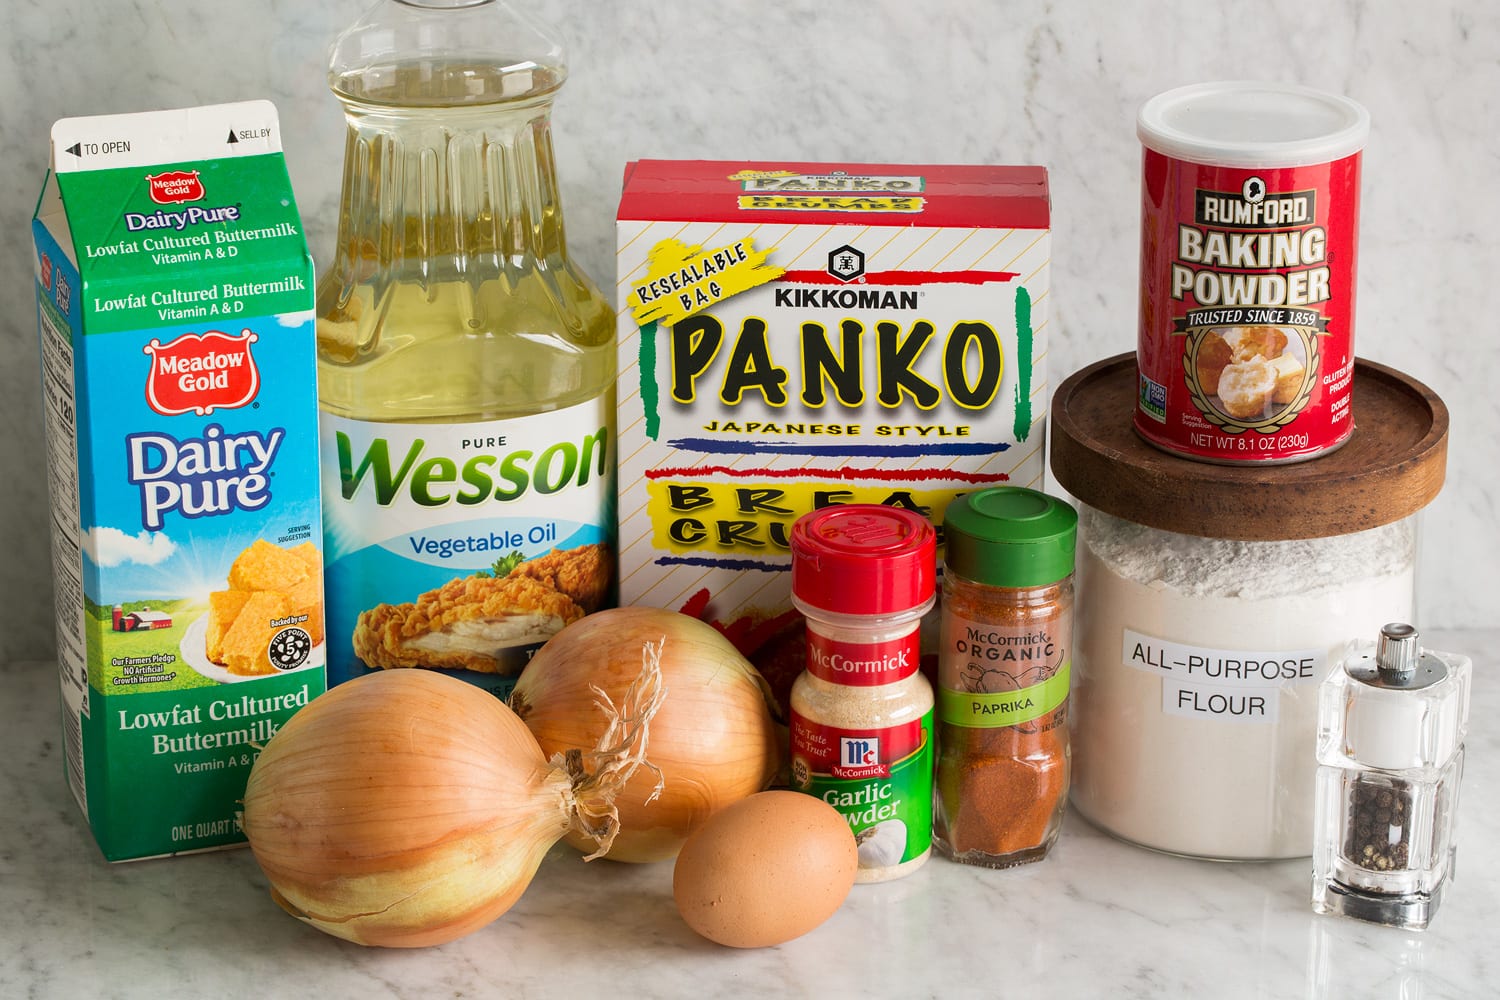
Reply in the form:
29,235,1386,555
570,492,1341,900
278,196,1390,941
1312,623,1470,930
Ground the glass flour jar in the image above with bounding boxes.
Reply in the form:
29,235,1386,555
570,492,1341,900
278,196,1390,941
1050,355,1448,860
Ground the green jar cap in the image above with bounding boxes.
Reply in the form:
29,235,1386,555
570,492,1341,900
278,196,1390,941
943,487,1078,587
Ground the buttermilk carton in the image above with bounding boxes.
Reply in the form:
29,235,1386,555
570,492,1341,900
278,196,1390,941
615,160,1050,700
31,102,324,861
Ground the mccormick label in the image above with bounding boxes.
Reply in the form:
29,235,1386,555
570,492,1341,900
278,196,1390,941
792,622,934,874
616,161,1050,690
806,631,920,687
32,102,324,862
1136,125,1363,463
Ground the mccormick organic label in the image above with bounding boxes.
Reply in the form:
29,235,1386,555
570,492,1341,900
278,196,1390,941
937,610,1071,729
32,102,324,862
1134,83,1368,464
616,161,1051,687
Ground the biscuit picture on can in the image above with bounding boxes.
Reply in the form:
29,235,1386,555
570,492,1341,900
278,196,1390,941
1185,325,1317,432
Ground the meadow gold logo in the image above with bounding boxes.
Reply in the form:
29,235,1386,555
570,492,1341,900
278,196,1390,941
143,329,260,416
147,170,205,204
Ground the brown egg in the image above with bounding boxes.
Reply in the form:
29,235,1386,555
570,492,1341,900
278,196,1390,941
672,790,858,949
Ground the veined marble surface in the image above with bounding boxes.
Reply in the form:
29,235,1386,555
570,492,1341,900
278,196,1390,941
1,1,1497,666
1,629,1493,999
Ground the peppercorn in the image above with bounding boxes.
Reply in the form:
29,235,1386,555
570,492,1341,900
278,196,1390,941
1343,774,1413,872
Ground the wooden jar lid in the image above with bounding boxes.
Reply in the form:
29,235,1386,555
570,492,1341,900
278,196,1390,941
1050,354,1449,541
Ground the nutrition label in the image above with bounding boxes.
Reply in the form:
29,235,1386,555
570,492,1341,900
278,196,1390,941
38,302,89,702
38,297,90,808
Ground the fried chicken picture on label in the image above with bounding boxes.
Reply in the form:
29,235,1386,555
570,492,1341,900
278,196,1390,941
352,543,612,674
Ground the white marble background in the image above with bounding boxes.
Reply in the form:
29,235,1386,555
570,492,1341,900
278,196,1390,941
2,1,1495,664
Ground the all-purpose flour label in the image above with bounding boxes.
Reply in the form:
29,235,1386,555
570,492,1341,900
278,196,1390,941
1123,628,1324,724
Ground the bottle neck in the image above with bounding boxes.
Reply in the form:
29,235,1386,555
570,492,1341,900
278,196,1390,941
327,91,570,286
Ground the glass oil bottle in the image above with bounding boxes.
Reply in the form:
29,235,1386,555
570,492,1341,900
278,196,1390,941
316,0,616,697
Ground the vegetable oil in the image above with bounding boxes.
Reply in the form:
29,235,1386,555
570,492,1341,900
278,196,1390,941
317,0,616,697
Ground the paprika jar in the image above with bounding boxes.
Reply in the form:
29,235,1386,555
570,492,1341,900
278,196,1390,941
788,505,936,883
933,487,1077,868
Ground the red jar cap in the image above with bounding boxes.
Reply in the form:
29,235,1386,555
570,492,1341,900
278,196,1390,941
790,505,936,616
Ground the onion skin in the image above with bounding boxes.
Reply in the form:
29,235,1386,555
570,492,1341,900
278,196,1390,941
242,670,572,948
511,607,782,863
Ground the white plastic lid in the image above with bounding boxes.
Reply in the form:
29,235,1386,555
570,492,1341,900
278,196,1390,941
1338,629,1469,771
1138,81,1370,168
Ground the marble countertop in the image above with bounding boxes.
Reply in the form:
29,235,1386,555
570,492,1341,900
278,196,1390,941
3,630,1492,1000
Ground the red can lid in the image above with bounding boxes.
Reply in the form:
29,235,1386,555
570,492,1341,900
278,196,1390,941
790,505,936,616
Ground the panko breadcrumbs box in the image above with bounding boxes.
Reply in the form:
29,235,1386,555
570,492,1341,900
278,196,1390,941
31,102,324,861
615,160,1050,695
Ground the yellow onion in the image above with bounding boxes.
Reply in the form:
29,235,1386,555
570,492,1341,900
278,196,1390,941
510,606,782,863
242,662,662,947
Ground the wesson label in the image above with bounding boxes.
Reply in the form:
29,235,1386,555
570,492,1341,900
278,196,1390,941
333,421,609,508
1123,628,1325,725
320,396,616,691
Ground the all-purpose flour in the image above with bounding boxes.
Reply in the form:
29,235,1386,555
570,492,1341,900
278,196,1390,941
1069,506,1415,859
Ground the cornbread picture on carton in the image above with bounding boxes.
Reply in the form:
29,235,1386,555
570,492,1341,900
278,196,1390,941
30,102,324,861
615,161,1050,707
1189,324,1311,424
351,543,609,675
192,540,324,681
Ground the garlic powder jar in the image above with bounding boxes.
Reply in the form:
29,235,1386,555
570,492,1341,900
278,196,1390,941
1050,355,1447,860
788,505,936,883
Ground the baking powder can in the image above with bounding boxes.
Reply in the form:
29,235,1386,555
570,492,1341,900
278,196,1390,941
1134,81,1370,464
